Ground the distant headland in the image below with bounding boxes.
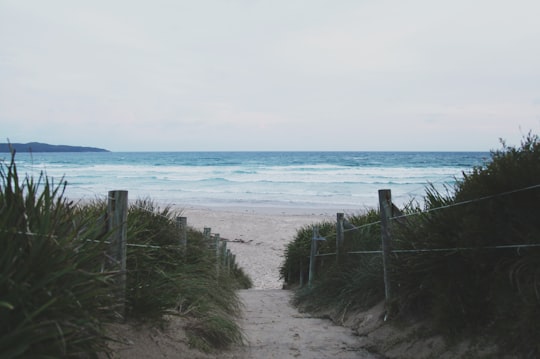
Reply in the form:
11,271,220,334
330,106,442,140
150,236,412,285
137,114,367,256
0,142,110,153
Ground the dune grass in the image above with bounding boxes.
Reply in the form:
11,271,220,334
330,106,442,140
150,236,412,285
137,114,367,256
282,133,540,356
1,151,251,358
0,153,114,358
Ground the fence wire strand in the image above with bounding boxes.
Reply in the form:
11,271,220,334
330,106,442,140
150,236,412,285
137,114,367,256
312,183,540,257
391,183,540,222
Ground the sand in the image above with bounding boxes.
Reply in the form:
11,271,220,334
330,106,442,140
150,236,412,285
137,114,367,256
105,289,381,359
180,205,339,289
105,205,499,358
221,289,377,359
104,205,380,359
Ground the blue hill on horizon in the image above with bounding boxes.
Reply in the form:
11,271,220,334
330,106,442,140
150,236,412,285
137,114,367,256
0,142,109,153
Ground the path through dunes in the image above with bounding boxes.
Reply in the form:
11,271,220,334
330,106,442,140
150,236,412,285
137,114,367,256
223,289,379,359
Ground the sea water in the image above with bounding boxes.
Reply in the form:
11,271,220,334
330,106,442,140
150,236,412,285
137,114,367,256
7,151,489,212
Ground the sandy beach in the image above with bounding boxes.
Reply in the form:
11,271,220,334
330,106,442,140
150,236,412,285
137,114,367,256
106,204,384,359
105,204,499,358
180,205,342,289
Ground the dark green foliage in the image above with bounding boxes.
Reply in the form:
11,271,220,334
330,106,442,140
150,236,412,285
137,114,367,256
280,224,312,285
281,210,384,314
279,220,334,285
293,255,384,317
1,152,251,357
392,134,540,355
119,199,249,349
0,152,114,358
283,133,540,356
123,199,187,321
79,199,250,350
228,254,253,290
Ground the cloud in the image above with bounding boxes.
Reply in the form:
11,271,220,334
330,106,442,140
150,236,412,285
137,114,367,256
1,0,540,151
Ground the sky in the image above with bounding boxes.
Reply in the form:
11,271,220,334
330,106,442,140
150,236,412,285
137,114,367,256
1,0,539,152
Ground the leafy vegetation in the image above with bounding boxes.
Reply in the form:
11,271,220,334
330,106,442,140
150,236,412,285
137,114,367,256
0,154,114,358
281,210,384,314
1,151,251,358
282,133,540,357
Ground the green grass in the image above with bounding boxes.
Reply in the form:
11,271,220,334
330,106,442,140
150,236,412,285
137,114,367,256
282,133,540,357
1,151,252,357
0,152,115,358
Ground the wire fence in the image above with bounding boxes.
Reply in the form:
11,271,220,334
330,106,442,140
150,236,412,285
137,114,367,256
3,188,237,318
8,156,540,303
305,183,540,298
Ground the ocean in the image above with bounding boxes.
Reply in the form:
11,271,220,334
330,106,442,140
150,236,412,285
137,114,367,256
7,151,490,212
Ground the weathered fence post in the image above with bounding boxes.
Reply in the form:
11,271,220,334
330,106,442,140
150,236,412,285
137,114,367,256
231,253,236,273
226,249,231,273
379,189,393,306
308,226,318,288
203,227,211,246
299,259,304,287
336,212,345,265
215,233,221,277
176,216,187,254
107,190,128,319
221,240,227,266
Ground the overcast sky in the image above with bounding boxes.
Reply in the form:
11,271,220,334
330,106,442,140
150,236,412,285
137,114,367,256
1,0,539,151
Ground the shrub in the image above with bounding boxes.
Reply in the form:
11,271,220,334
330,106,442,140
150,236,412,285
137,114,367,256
283,133,540,356
283,210,384,315
392,134,540,354
1,151,251,357
83,198,249,350
0,152,114,358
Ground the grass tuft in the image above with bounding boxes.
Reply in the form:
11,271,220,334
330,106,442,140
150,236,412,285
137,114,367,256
1,151,251,357
282,132,540,357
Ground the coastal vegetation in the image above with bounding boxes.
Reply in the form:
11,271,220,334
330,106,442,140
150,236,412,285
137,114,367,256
281,133,540,357
0,142,109,152
0,152,251,358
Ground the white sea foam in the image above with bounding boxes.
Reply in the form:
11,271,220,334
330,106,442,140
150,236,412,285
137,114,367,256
11,151,488,210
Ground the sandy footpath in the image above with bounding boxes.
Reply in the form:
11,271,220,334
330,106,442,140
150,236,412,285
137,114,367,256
181,206,340,289
106,205,379,358
105,205,501,358
107,289,381,359
180,207,381,358
222,289,378,359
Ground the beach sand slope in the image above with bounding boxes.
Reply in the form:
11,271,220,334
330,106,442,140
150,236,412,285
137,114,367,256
183,207,335,289
222,289,379,359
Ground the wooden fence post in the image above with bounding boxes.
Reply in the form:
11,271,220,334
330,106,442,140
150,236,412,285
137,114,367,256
215,233,220,277
176,216,187,254
336,212,345,265
379,189,393,306
204,227,211,246
221,240,227,266
107,190,128,319
299,259,304,287
308,226,318,288
226,249,231,273
231,253,236,272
